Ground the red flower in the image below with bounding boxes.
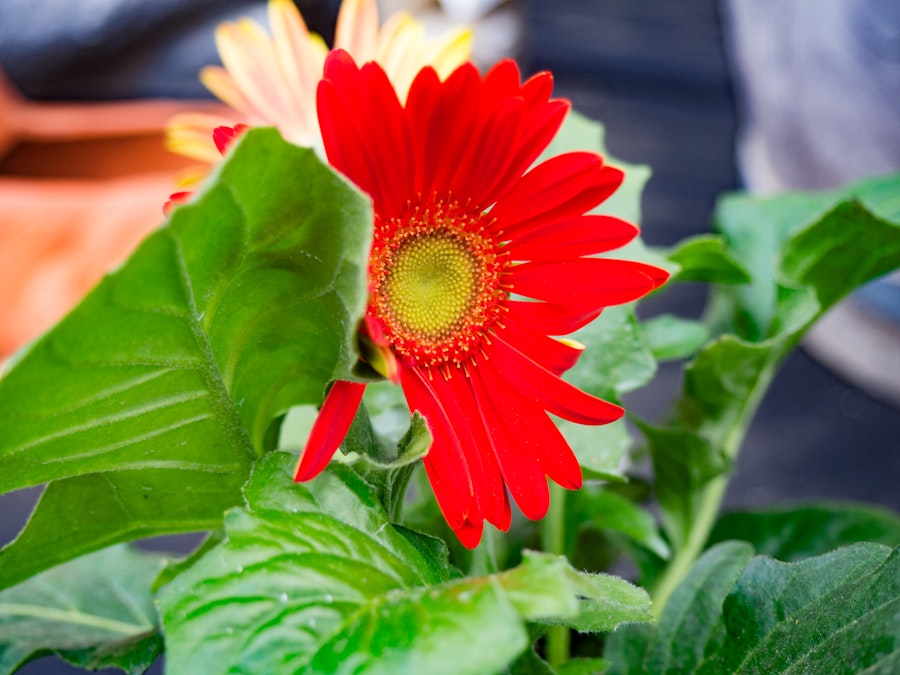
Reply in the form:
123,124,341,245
296,50,669,548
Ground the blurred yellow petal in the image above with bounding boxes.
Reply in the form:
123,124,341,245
166,112,235,164
427,26,474,79
215,21,290,125
174,165,212,189
308,32,329,57
334,0,380,63
268,0,323,144
172,0,473,164
377,13,425,100
199,66,251,116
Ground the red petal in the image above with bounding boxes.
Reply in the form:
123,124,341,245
505,215,639,261
506,300,602,336
468,360,550,520
484,99,570,206
318,77,384,207
400,365,477,531
163,191,193,216
357,61,413,213
448,95,525,207
442,370,512,531
489,154,623,238
481,59,523,105
427,63,482,196
212,124,248,155
448,508,484,550
520,71,554,109
477,353,583,491
405,66,443,197
508,257,669,307
421,456,484,550
295,380,366,481
488,333,623,425
496,321,583,375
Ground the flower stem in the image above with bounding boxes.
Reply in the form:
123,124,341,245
649,357,779,616
542,483,570,667
650,474,727,617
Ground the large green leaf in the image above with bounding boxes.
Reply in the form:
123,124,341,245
642,542,754,674
0,545,166,674
709,501,900,562
0,128,372,589
158,452,651,674
607,542,900,674
698,543,900,674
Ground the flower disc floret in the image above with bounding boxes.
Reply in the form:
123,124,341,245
369,201,505,368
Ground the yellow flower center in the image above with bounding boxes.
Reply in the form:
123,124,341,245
383,234,477,339
369,202,506,368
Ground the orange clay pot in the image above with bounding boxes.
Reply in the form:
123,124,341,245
0,69,228,357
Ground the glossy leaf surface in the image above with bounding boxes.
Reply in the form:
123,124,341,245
0,128,372,589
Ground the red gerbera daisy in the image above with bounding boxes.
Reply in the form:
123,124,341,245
295,50,669,548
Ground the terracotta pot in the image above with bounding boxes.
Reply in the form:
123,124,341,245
0,69,227,357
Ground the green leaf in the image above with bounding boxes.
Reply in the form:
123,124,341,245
340,403,431,521
639,315,710,362
0,128,372,589
709,501,900,562
508,646,557,675
667,235,751,284
557,659,612,675
781,199,900,309
0,471,230,593
561,421,633,483
152,529,225,591
698,543,900,674
643,542,754,674
158,452,650,674
568,306,657,401
637,423,729,549
552,569,652,632
603,622,655,675
713,172,900,340
0,545,166,675
568,486,669,560
609,542,900,674
562,305,657,481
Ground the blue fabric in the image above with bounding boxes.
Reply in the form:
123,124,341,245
0,0,339,100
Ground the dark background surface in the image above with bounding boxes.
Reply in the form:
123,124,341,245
2,1,898,672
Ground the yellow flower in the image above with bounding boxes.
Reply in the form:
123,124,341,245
167,0,472,163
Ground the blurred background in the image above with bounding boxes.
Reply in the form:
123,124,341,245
1,1,898,672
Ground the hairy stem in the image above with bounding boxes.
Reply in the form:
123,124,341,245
543,483,570,667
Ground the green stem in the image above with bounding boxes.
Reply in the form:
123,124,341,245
542,483,570,667
650,475,727,618
650,358,780,617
